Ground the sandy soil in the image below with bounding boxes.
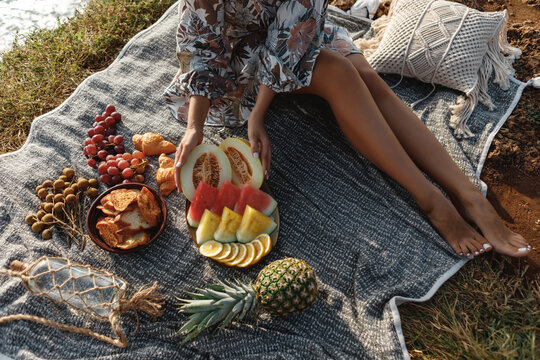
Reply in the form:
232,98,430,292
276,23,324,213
333,0,540,273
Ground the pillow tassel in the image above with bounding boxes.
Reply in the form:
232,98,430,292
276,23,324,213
354,14,392,58
449,87,478,138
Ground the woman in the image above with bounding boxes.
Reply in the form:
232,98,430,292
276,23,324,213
164,0,531,258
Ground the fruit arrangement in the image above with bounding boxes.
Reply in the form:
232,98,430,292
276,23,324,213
95,187,162,250
187,181,278,267
25,168,99,248
83,104,148,186
96,150,148,186
176,258,317,344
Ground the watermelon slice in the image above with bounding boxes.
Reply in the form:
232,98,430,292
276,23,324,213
211,181,241,216
187,181,219,228
234,184,277,216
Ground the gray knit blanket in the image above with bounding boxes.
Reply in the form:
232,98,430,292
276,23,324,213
0,3,531,359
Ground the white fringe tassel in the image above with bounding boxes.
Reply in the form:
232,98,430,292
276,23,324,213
355,5,522,139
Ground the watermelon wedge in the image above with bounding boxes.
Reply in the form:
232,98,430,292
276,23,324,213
187,182,219,227
234,184,277,216
211,181,241,216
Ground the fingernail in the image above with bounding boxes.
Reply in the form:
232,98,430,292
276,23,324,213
479,248,484,253
264,170,268,179
253,152,259,159
474,251,479,256
459,252,463,256
483,243,492,250
466,253,470,257
517,247,528,252
527,244,532,248
175,162,182,168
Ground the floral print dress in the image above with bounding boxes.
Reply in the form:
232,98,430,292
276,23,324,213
163,0,362,126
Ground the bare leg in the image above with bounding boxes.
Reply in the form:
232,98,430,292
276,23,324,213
345,53,531,257
293,49,489,257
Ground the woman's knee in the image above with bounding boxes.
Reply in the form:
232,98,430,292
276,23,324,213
312,50,360,91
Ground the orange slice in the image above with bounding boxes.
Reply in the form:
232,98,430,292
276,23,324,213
250,239,265,263
199,241,223,258
256,234,272,256
226,243,247,266
213,243,232,260
218,243,239,263
236,243,256,268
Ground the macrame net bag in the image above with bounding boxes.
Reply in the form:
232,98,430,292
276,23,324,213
0,256,165,348
355,0,521,137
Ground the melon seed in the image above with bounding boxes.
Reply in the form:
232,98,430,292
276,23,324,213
31,222,45,233
62,168,75,179
25,214,38,225
225,148,252,184
37,210,46,220
193,153,221,188
53,194,64,203
42,180,54,188
86,188,98,198
88,178,98,187
37,188,48,199
53,180,65,189
41,229,53,240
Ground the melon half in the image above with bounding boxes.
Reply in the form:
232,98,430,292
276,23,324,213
180,144,232,201
219,138,263,189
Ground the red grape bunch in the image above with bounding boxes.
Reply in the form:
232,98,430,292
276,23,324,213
83,104,124,168
96,150,148,186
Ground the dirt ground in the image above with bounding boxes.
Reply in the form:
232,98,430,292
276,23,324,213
334,0,540,273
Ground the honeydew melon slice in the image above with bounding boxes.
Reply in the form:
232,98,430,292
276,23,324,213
219,138,263,189
195,209,220,245
236,206,277,243
180,144,232,202
213,207,242,243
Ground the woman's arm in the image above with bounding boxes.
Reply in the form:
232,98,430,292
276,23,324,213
248,84,276,179
174,95,210,191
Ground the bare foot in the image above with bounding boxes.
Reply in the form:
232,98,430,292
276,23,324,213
420,193,492,257
452,190,531,257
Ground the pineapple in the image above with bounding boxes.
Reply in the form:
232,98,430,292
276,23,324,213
176,258,317,344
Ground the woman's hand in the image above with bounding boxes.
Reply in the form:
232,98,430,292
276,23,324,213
248,111,271,179
174,127,203,192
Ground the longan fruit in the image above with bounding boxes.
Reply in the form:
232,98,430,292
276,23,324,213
42,214,54,224
53,194,64,203
31,222,45,233
77,178,89,190
42,180,54,188
37,188,48,199
65,194,77,204
64,187,75,196
43,203,54,213
88,178,98,187
64,182,71,188
37,210,46,220
35,185,44,194
58,175,68,182
70,184,79,193
53,202,64,213
86,188,98,198
53,180,65,189
41,229,53,240
45,194,54,203
62,168,75,179
25,214,38,225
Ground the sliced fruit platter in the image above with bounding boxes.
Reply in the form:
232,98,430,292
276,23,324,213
181,138,279,268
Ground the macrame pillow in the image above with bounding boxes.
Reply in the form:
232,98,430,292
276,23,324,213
355,0,521,137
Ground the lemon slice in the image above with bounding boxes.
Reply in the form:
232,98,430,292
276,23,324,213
226,243,247,266
256,234,272,256
218,243,238,263
213,243,232,260
199,241,223,258
236,243,256,268
250,239,265,263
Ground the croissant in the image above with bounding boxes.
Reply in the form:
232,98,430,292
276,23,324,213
132,132,176,156
156,154,176,196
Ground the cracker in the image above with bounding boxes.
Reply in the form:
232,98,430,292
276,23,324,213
109,189,139,212
137,187,161,227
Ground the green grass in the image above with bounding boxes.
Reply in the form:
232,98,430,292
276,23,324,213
0,0,538,358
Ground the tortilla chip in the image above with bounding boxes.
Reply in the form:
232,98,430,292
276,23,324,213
96,217,123,248
109,189,139,212
115,231,150,249
137,187,161,227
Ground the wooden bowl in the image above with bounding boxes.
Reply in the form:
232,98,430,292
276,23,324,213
185,182,279,267
86,183,167,254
